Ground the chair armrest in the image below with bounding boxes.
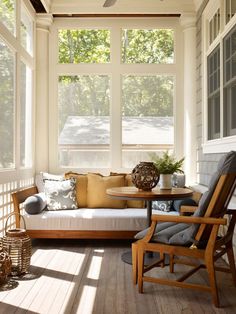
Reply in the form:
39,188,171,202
180,205,198,215
140,214,227,243
151,214,227,225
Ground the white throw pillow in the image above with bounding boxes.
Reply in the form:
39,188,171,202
44,178,78,210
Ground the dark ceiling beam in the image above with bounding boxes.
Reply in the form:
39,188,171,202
53,13,181,18
30,0,46,13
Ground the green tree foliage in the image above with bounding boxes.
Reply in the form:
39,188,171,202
122,29,174,64
0,0,15,34
122,75,173,117
58,29,110,64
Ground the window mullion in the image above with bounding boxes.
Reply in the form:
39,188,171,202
110,25,122,169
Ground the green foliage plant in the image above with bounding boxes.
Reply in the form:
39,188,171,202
150,151,184,174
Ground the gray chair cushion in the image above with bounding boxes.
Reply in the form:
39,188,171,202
135,151,236,246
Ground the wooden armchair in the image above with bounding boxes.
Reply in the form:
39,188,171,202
132,151,236,307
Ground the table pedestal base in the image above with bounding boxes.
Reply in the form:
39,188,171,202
121,250,169,266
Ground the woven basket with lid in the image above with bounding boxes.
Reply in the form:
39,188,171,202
2,213,31,276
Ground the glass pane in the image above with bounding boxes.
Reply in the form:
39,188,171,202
208,99,213,140
122,75,174,168
208,93,220,140
58,75,111,167
0,0,15,35
58,29,110,64
232,0,236,18
215,95,220,134
231,84,236,129
0,39,15,169
231,28,236,55
122,29,174,64
226,0,230,23
209,74,213,93
208,45,220,92
209,20,213,44
213,72,218,90
225,37,230,60
214,13,217,39
232,53,236,77
20,62,32,168
21,4,33,55
226,60,231,81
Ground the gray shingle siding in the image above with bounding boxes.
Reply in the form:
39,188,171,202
195,0,235,260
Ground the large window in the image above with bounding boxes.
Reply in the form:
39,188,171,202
54,20,179,170
122,75,174,167
204,0,236,152
0,0,35,235
0,0,34,171
0,39,15,169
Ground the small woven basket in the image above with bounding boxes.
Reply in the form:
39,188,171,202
2,213,31,276
0,248,12,284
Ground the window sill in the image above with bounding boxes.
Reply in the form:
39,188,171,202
202,136,236,154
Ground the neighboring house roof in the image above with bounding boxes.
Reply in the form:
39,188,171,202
59,116,173,145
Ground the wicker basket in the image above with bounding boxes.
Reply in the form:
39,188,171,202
0,248,12,284
2,213,31,276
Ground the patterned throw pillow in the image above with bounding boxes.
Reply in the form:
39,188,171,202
44,178,78,210
152,200,173,212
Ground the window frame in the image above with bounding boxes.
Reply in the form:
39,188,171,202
49,18,183,173
202,0,236,153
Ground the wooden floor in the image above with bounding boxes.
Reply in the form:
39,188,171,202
0,239,236,314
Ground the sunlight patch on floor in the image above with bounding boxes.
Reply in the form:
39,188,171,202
76,285,97,314
87,256,103,280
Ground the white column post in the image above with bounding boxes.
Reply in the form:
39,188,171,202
180,13,197,185
35,14,53,173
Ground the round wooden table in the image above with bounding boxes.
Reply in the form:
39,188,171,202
107,186,193,264
107,186,193,226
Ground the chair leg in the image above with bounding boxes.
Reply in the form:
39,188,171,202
206,258,219,307
226,244,236,286
138,247,145,293
169,254,174,273
132,242,138,285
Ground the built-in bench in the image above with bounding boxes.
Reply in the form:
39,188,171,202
11,172,200,239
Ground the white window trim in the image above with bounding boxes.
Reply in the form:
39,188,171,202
48,17,183,173
202,0,236,154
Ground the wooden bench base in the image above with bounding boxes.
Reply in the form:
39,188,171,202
26,229,137,239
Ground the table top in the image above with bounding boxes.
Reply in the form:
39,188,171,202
106,186,193,201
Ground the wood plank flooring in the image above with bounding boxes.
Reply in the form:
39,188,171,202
0,239,236,314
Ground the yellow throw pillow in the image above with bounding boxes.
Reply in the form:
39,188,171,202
87,173,126,208
64,172,88,208
125,174,145,208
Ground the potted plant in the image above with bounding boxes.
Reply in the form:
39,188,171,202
150,151,185,189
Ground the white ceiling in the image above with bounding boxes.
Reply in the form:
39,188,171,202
42,0,205,15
